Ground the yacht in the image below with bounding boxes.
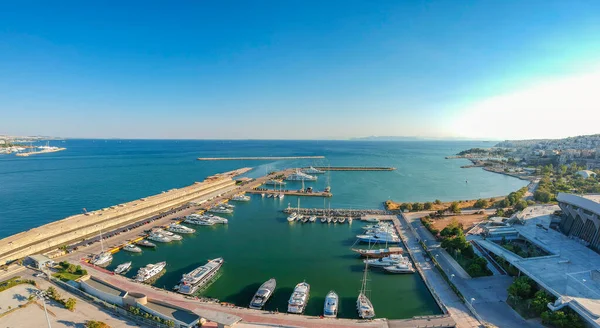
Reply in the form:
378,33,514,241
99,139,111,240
327,217,332,223
332,218,338,223
168,223,196,234
285,170,317,181
156,229,182,241
339,217,346,224
135,261,167,282
287,282,310,314
208,206,233,214
301,217,309,223
232,194,251,202
287,212,298,222
357,263,375,319
302,166,325,174
383,262,415,274
136,239,156,248
204,214,228,224
365,217,380,223
221,203,235,209
184,215,215,226
323,290,339,318
122,244,142,253
249,278,277,309
362,223,392,231
147,231,171,243
91,252,112,267
364,227,396,235
114,261,132,274
176,258,224,295
357,232,401,244
364,254,407,267
308,216,316,223
351,247,403,258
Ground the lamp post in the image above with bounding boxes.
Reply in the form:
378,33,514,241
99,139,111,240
470,297,475,306
451,274,455,281
36,290,52,328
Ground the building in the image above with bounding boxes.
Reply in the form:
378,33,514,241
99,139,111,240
26,254,54,270
557,193,600,253
576,170,598,179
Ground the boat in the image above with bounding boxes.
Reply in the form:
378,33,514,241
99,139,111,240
122,244,142,253
332,218,338,223
91,252,112,266
285,170,317,181
323,290,339,318
135,261,167,282
232,194,251,202
357,232,401,244
287,212,297,222
327,217,332,223
302,166,325,174
383,262,415,274
365,217,380,223
265,179,286,186
114,261,132,274
351,247,403,258
348,217,353,224
168,223,196,234
357,263,375,319
364,254,407,267
176,258,224,295
249,278,277,309
261,193,265,197
301,217,309,223
267,193,274,198
204,214,228,224
364,227,395,235
147,231,172,243
136,239,156,248
185,214,217,226
287,282,310,314
156,229,182,241
208,206,233,214
339,217,346,224
320,217,327,223
309,216,316,223
362,223,392,231
221,203,235,209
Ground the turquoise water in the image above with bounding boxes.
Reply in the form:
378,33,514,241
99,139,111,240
0,140,528,319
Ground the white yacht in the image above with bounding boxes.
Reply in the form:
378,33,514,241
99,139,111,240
364,254,407,267
203,214,228,224
320,217,327,223
221,203,235,209
135,261,167,282
136,239,156,248
114,261,132,274
288,282,310,314
365,217,380,223
339,217,346,223
231,194,251,202
168,223,196,234
156,229,182,241
249,278,277,309
208,206,233,214
185,216,216,226
308,216,316,222
122,244,142,253
357,263,375,319
285,170,317,181
323,290,339,318
287,212,298,222
302,166,325,174
91,252,112,267
357,232,401,244
148,231,172,243
362,223,392,231
176,258,224,295
383,262,415,274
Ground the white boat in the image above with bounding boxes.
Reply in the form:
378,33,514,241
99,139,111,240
286,170,317,181
365,217,380,223
135,261,167,282
231,194,251,202
333,218,338,223
208,206,233,214
327,217,332,223
176,258,224,295
221,203,235,209
320,217,327,223
91,252,112,266
357,232,401,244
323,290,339,318
301,217,309,223
114,261,132,274
339,217,346,224
309,216,316,223
362,223,392,231
364,227,396,235
288,282,310,314
302,166,325,174
203,214,228,224
364,254,407,267
185,216,215,226
383,262,415,274
136,239,156,248
148,232,172,243
122,244,142,253
261,193,265,197
357,263,375,319
351,247,403,258
287,212,298,222
348,217,353,224
168,223,196,234
249,278,277,309
156,229,182,241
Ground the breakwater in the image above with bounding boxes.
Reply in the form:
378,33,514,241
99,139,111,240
312,166,396,171
247,189,332,197
282,207,390,217
15,147,67,157
197,156,325,161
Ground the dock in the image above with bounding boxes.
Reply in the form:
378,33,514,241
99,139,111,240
247,189,332,197
15,147,66,157
311,166,396,171
283,207,391,217
197,156,325,161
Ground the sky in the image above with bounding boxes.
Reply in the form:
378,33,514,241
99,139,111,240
1,1,599,140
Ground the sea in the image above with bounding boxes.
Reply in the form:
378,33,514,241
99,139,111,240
0,139,528,319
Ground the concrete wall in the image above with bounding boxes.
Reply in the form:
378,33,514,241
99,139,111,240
79,277,126,307
0,178,236,263
558,193,600,253
137,300,199,328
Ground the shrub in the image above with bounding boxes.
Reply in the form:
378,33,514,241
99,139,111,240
424,202,433,210
449,202,461,213
434,199,442,205
85,321,111,328
474,199,489,208
65,298,77,311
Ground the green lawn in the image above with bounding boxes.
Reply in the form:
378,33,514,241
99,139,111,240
52,272,84,282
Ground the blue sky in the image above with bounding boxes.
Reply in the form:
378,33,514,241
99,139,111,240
1,1,599,139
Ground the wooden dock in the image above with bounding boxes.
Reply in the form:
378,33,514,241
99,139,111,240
247,189,332,197
312,166,395,171
283,207,391,217
197,156,325,161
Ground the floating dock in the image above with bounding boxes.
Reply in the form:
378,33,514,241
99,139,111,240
311,166,396,171
247,189,332,197
197,156,325,161
283,207,391,217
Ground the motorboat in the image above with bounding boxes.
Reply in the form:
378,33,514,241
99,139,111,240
364,227,396,235
301,217,309,223
135,261,167,282
302,166,325,174
232,194,251,202
261,193,265,197
308,216,316,223
156,229,182,241
351,247,403,258
91,252,112,267
364,254,407,267
267,193,274,198
357,262,375,319
348,217,353,224
287,212,297,222
383,262,415,274
286,170,317,181
208,206,233,214
320,217,327,223
327,217,332,223
114,261,132,274
168,223,196,234
136,239,156,248
122,244,142,253
221,203,235,209
249,278,277,309
333,218,338,223
356,232,401,244
204,214,228,224
365,217,380,223
339,217,346,224
362,223,392,231
176,258,224,295
147,232,172,243
323,290,339,318
185,215,216,226
288,282,310,314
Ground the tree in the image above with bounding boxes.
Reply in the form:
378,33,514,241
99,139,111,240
474,199,489,208
514,200,528,211
508,277,533,302
424,202,433,210
46,286,59,300
434,199,442,205
495,208,505,217
85,321,111,328
534,190,552,203
65,298,77,311
413,202,424,211
449,202,461,214
531,290,553,316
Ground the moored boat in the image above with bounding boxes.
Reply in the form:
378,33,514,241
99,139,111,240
114,261,132,274
208,206,233,214
357,262,375,319
286,170,317,181
288,282,310,314
122,244,142,253
91,252,112,267
309,216,316,223
356,232,401,244
136,239,156,248
148,231,171,243
232,194,251,202
135,261,167,282
176,258,224,295
323,290,339,318
351,247,403,258
156,229,182,241
364,254,407,267
339,217,346,224
365,217,380,223
168,223,196,234
287,212,297,222
249,278,277,309
320,217,327,223
302,166,325,174
333,218,338,223
383,262,415,274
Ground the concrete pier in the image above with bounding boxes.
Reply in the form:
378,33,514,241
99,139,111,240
197,156,325,161
312,166,396,171
283,207,390,216
247,189,332,197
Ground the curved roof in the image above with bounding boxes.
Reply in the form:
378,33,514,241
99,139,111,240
577,170,597,179
557,193,600,216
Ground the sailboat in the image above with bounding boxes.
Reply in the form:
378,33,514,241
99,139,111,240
91,230,112,267
357,261,375,319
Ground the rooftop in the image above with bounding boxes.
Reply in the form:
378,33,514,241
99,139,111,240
145,300,199,325
84,277,128,297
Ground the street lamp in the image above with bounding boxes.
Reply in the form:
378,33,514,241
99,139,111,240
451,274,455,281
36,290,52,328
470,297,475,305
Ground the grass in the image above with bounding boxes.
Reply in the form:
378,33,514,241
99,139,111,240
52,271,84,282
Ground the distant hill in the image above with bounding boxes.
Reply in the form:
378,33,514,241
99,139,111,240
351,136,495,141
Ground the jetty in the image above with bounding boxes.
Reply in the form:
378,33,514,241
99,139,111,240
283,207,390,217
311,166,396,171
15,147,66,157
197,156,325,161
247,189,332,197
